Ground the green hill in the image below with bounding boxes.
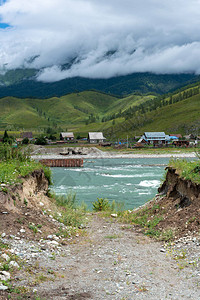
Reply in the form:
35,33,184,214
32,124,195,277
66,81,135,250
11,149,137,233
102,87,200,138
0,91,120,129
0,83,199,138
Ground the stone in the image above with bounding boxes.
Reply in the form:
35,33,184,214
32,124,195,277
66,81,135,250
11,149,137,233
160,248,166,253
47,235,53,240
1,253,9,261
20,229,26,233
111,214,118,218
0,271,11,281
0,285,8,291
1,233,6,238
47,241,59,247
9,261,20,268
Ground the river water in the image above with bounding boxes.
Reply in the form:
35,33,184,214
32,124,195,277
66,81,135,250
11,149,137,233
51,157,174,210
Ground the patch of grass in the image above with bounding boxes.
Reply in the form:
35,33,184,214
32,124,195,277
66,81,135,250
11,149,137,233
53,193,86,227
0,144,52,187
0,241,9,250
170,159,200,184
118,201,173,241
28,223,42,234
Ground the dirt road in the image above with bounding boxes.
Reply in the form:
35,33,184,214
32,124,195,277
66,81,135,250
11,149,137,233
26,214,200,300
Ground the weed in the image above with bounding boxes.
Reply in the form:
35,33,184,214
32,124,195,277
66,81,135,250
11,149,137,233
28,224,38,234
2,263,10,271
16,217,25,224
93,198,110,211
24,198,28,206
0,241,9,250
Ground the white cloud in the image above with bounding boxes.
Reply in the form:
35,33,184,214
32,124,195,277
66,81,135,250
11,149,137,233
1,0,200,81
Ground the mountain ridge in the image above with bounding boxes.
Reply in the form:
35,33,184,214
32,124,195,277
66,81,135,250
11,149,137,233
0,69,198,98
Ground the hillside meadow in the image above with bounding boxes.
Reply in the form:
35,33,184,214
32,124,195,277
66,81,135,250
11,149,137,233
0,81,199,138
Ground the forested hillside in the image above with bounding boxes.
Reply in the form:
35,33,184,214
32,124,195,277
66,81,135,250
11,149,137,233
0,69,197,98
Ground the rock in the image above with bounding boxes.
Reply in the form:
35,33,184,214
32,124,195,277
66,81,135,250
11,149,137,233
9,261,20,268
20,229,26,233
0,271,11,281
1,253,9,261
47,235,53,240
47,241,59,247
160,248,166,253
111,214,118,218
0,284,8,291
1,233,6,238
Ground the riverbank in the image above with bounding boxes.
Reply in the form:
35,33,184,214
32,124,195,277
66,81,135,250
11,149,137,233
31,146,197,160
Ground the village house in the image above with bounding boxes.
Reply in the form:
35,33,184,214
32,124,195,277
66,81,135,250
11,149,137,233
88,132,106,144
20,132,33,139
60,132,74,141
169,134,182,139
138,132,168,145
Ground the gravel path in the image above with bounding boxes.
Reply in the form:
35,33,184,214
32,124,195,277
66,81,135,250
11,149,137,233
31,215,200,300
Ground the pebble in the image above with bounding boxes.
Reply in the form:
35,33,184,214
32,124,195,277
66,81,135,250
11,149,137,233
0,285,8,291
0,271,11,281
20,229,26,233
160,248,166,253
1,253,9,261
111,214,118,218
9,261,20,268
1,233,6,238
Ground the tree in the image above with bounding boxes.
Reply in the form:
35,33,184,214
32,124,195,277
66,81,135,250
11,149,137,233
22,137,29,144
2,130,9,143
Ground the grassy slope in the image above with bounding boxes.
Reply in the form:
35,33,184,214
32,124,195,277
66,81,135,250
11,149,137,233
103,93,200,138
0,91,154,130
0,84,199,137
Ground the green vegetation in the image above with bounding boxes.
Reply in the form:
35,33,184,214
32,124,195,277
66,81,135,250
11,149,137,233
93,198,111,211
0,144,51,188
0,70,196,98
117,202,174,241
169,158,200,184
52,192,86,227
0,78,200,139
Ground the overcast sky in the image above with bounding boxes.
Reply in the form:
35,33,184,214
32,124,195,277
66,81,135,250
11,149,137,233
1,0,200,82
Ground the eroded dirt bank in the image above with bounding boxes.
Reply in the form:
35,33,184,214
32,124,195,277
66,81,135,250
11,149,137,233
156,167,200,237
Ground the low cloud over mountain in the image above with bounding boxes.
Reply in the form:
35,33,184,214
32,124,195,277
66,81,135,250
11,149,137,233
1,0,200,82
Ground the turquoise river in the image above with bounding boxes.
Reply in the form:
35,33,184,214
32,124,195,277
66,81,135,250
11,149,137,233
51,157,177,210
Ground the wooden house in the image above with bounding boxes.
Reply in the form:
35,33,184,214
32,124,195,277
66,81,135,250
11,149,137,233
88,132,106,144
60,132,74,141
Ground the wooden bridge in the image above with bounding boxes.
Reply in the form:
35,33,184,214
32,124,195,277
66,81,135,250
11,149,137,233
39,158,83,167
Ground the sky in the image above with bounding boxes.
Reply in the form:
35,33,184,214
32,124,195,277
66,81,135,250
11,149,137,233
1,0,200,82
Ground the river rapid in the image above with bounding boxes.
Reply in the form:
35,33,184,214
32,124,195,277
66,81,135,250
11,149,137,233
51,158,175,210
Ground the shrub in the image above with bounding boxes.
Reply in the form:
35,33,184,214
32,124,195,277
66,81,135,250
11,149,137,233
93,198,111,211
